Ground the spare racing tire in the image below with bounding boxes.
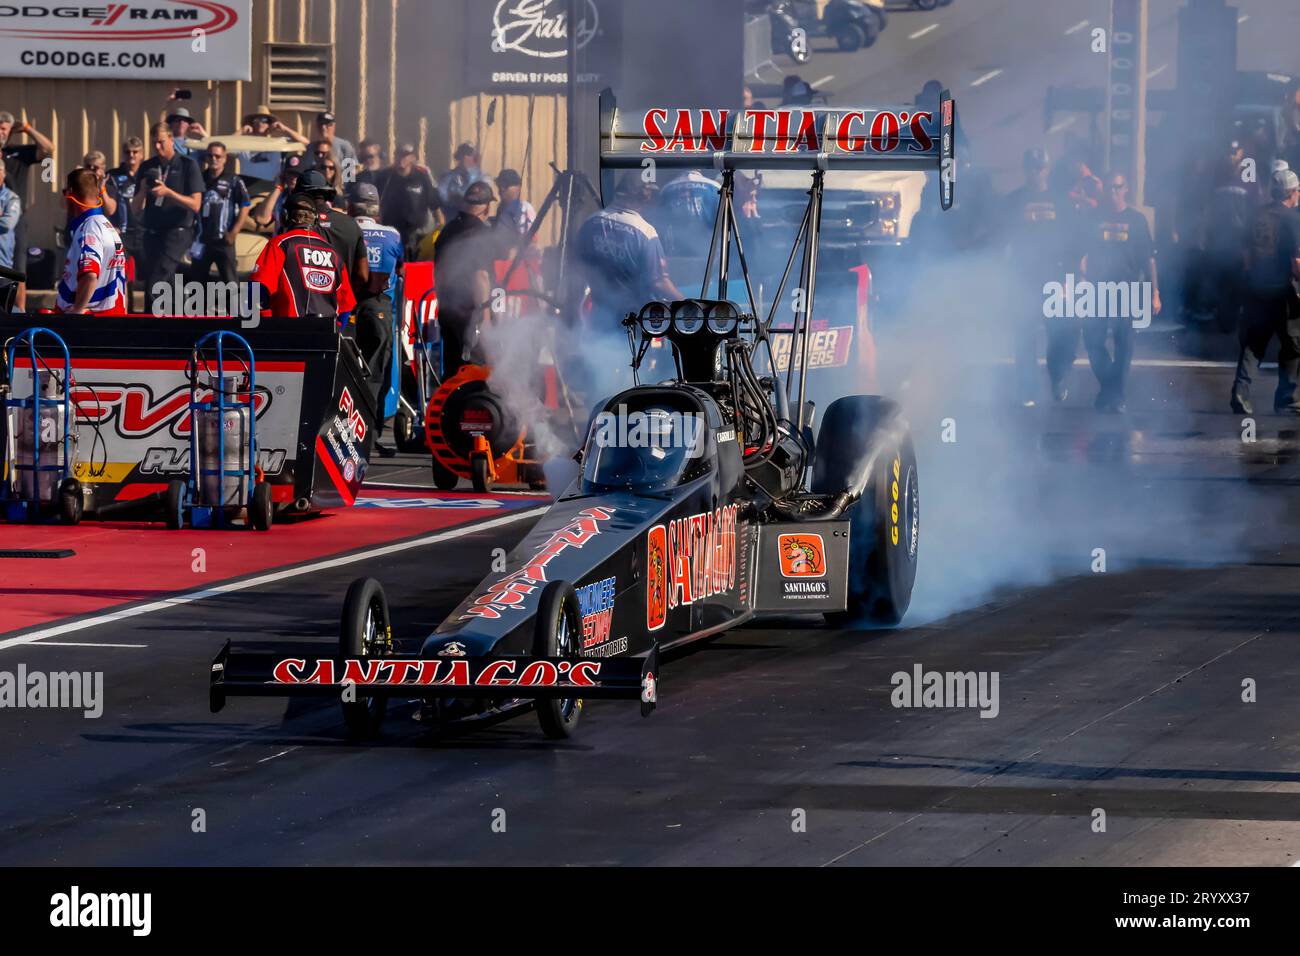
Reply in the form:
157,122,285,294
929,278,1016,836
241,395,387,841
533,581,584,739
339,577,393,738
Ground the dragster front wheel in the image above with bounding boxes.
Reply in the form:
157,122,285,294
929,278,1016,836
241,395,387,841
339,577,393,738
533,581,584,739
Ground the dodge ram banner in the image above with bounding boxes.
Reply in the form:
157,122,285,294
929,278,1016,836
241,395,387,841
0,0,252,80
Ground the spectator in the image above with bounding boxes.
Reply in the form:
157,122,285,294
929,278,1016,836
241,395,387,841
1280,85,1300,174
0,162,20,272
282,111,356,168
1230,168,1300,415
163,102,206,157
308,140,344,201
108,137,143,255
436,143,488,215
492,168,536,237
379,143,441,257
354,139,386,192
79,150,118,223
0,110,55,311
433,180,499,376
251,153,305,231
1078,172,1160,413
235,104,289,183
190,141,251,284
132,121,203,314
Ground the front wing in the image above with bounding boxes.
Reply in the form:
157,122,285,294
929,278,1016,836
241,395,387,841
209,640,659,717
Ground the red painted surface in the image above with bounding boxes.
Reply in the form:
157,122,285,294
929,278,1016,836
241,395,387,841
0,488,546,636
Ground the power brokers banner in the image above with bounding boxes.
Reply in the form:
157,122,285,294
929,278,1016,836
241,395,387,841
0,0,252,80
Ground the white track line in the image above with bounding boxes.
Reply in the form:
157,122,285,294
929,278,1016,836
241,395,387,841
0,507,549,653
970,69,1003,88
909,24,939,40
1048,116,1077,135
31,642,147,649
811,75,835,89
1146,63,1168,81
1065,20,1089,35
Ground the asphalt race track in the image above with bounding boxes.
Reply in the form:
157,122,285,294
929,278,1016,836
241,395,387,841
2,357,1299,867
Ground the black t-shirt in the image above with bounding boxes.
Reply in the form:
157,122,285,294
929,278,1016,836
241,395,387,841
377,167,440,237
198,169,251,243
433,212,496,321
315,207,368,294
108,164,138,233
1004,185,1071,282
136,152,204,232
2,142,39,198
1245,202,1300,295
1082,206,1154,282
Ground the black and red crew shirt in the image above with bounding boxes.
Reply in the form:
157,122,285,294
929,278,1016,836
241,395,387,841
251,227,357,319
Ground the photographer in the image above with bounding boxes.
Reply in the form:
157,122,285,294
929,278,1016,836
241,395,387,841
131,121,203,314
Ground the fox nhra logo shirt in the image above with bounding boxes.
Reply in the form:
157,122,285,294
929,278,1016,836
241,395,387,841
57,207,128,315
251,228,357,318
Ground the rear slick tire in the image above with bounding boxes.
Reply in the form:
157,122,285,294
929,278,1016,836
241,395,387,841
830,433,919,628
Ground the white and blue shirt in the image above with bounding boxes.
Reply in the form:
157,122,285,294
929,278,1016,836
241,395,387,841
576,204,670,317
356,216,404,300
57,207,128,314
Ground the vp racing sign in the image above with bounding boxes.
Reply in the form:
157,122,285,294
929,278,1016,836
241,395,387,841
0,1,252,80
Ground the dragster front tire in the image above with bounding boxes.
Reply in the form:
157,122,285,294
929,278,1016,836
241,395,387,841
533,580,584,739
339,577,392,738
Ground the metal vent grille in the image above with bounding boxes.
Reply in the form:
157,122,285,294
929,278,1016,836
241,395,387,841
265,43,332,112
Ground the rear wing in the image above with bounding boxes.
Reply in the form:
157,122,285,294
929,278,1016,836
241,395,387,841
598,90,956,209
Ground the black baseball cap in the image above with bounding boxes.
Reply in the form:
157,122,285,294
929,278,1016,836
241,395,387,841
351,181,380,204
316,111,336,126
463,180,495,205
285,193,317,216
294,168,334,197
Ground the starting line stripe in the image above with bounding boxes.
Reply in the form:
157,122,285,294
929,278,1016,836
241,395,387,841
0,506,549,653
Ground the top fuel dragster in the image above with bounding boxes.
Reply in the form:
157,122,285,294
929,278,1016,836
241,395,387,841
210,90,957,740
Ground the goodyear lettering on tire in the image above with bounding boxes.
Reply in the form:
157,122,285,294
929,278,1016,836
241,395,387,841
889,456,901,547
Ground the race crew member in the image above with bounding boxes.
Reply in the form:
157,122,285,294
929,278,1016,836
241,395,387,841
433,180,499,376
574,173,682,327
294,168,369,297
1004,148,1073,405
1230,168,1300,415
654,169,721,258
56,168,128,315
132,122,203,315
190,141,252,283
1078,172,1160,413
351,183,404,454
250,193,356,320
